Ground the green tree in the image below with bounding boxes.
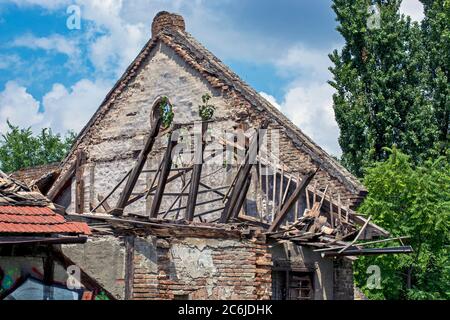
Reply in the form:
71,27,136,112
354,148,450,300
329,0,440,176
420,0,450,154
0,121,76,173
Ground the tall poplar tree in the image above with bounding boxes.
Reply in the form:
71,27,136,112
421,0,449,154
329,0,439,176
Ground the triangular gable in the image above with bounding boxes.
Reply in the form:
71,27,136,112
47,13,366,205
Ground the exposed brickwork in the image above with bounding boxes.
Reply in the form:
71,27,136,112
131,235,272,300
333,258,354,300
152,11,185,37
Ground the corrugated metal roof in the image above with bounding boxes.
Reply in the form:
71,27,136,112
0,206,91,235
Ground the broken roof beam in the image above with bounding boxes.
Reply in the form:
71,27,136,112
220,122,268,223
47,160,77,201
323,246,413,257
268,169,318,233
112,115,162,216
150,125,180,218
126,168,192,206
186,122,208,221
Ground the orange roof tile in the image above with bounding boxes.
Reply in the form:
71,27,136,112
0,206,91,235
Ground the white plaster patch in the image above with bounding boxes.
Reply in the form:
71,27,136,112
170,244,217,279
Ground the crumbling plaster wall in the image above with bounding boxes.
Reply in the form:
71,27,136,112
61,235,126,299
132,235,272,300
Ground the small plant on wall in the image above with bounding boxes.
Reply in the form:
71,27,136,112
198,93,215,121
159,96,174,128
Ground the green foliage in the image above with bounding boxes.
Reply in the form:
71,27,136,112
329,0,447,176
159,96,174,128
0,121,76,173
420,0,450,154
198,93,216,121
354,148,450,300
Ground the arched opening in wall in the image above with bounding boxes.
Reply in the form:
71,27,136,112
150,96,174,129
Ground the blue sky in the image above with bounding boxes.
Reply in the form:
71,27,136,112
0,0,424,156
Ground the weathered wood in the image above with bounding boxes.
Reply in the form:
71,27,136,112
229,175,252,220
114,116,162,215
124,236,134,300
162,196,223,217
91,169,131,213
318,184,329,211
161,179,192,218
220,123,268,223
75,150,87,214
47,160,77,201
144,159,163,199
126,168,192,206
194,206,226,219
150,128,179,218
338,216,372,254
97,194,111,212
268,169,318,233
186,122,208,221
314,236,411,253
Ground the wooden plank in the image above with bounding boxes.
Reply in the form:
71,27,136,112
330,194,335,229
47,160,77,201
318,184,329,211
265,163,270,220
150,129,179,218
161,197,223,217
126,168,192,206
220,122,268,223
338,216,372,254
97,194,111,212
114,116,162,214
161,180,192,218
186,122,208,221
268,169,318,233
124,236,134,300
229,175,252,220
91,169,131,213
75,150,87,214
314,236,411,252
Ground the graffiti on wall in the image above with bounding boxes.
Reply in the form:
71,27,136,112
0,260,109,300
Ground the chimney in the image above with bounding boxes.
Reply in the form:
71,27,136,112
152,11,185,37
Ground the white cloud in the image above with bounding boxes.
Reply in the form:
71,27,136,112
6,0,70,10
0,54,21,70
0,81,43,133
261,43,342,156
259,92,281,110
0,79,111,135
12,33,79,57
261,82,340,156
2,0,343,156
275,45,334,80
399,0,425,22
41,79,111,133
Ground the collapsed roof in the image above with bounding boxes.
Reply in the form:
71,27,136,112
34,12,410,257
0,171,90,244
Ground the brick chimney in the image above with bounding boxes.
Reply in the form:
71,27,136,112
152,11,185,37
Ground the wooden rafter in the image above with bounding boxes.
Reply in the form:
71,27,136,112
220,122,268,223
150,126,180,218
268,169,318,233
186,122,208,221
113,115,162,215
